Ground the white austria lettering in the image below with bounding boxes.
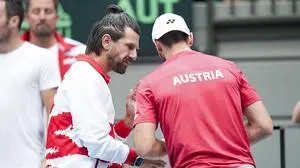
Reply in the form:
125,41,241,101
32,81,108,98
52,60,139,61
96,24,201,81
173,69,224,86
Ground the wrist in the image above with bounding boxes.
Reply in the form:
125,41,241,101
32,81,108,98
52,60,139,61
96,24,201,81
114,119,132,138
132,156,144,166
124,149,138,165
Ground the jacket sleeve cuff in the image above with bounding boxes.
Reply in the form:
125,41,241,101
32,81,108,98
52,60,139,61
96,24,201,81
124,149,137,165
114,119,132,138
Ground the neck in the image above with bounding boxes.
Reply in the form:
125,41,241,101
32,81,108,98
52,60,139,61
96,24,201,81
164,42,192,60
0,32,23,53
29,32,57,48
89,53,111,73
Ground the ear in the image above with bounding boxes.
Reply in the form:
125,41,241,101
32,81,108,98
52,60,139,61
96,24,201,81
8,16,20,29
187,32,193,47
154,40,163,53
101,34,113,51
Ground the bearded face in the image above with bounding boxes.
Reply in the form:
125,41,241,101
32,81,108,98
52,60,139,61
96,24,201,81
107,45,133,74
0,22,11,44
32,21,55,37
25,0,58,38
106,28,140,74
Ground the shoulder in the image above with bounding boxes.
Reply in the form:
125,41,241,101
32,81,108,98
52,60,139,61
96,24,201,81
200,52,240,72
21,42,53,61
64,37,85,47
68,61,93,75
199,52,235,66
64,37,86,55
22,41,48,52
64,61,109,91
66,61,102,82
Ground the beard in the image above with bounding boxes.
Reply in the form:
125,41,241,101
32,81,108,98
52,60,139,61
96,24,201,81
0,27,11,44
107,51,128,74
32,23,54,37
114,61,127,74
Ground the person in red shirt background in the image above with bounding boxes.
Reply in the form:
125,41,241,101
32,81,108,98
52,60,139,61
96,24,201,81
133,13,273,168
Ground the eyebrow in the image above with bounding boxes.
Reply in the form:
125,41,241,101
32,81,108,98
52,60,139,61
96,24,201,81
128,42,139,50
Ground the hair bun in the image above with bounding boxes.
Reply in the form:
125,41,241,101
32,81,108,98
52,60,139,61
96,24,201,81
107,4,124,14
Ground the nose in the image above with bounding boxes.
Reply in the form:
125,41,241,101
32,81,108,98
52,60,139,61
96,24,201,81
38,10,46,20
129,49,137,60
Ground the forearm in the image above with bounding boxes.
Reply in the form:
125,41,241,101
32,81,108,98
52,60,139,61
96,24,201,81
150,139,167,157
82,134,136,164
139,139,167,158
245,123,271,144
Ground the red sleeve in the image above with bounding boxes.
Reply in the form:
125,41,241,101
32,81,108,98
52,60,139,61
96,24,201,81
108,164,122,168
239,70,261,110
124,149,137,165
133,80,158,127
114,119,132,139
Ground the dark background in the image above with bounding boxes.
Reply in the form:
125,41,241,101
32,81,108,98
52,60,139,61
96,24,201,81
61,0,192,61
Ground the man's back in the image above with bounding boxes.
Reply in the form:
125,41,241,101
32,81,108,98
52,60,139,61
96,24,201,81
135,50,260,167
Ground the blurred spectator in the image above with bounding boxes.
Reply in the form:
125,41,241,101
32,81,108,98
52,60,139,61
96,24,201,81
0,0,60,167
22,0,86,81
292,101,300,123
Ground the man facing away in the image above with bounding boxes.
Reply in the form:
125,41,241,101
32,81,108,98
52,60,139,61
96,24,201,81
22,0,86,80
0,0,60,167
133,13,273,168
45,4,166,168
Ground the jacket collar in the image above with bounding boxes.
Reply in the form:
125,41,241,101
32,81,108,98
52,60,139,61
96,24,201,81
21,31,75,52
76,55,111,84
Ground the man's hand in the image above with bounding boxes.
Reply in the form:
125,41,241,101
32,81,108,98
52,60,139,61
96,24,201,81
124,88,137,128
139,158,167,168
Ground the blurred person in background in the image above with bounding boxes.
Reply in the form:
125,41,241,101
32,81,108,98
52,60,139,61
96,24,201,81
45,4,166,168
22,0,86,81
133,13,273,168
0,0,60,167
292,101,300,123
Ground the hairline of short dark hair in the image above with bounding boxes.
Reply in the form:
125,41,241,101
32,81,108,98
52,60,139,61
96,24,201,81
24,0,59,13
158,30,189,48
2,0,24,29
85,4,140,56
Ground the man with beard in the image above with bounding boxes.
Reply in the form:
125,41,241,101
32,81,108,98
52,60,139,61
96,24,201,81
0,0,60,167
133,13,273,168
22,0,86,81
45,4,166,168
